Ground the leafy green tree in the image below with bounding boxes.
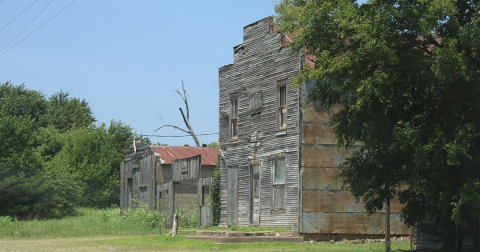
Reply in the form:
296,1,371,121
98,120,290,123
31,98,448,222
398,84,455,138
46,91,96,131
0,82,136,218
207,141,218,148
0,115,81,219
0,82,47,127
276,0,480,250
52,120,134,207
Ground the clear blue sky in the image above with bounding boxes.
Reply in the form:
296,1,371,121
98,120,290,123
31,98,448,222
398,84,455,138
0,0,281,146
0,0,366,147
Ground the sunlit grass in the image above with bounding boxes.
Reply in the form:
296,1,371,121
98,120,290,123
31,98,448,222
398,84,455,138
105,235,411,251
0,206,161,239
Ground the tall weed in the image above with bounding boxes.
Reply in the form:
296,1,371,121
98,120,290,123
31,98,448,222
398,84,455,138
175,205,197,229
122,202,165,228
0,216,13,227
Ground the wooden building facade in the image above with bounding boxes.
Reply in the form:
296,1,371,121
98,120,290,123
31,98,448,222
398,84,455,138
218,17,409,238
120,141,218,227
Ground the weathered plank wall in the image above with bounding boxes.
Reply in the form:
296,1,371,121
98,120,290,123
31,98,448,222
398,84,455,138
120,141,156,211
218,17,300,229
299,82,410,236
172,155,201,181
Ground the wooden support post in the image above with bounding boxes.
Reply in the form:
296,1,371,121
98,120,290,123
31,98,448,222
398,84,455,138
172,214,178,237
168,180,175,228
197,177,203,228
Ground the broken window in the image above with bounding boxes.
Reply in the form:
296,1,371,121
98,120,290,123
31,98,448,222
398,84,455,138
277,83,287,130
249,87,263,111
272,158,286,210
230,98,238,139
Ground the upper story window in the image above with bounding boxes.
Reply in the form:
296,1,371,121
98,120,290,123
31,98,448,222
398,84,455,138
277,83,287,130
230,98,238,140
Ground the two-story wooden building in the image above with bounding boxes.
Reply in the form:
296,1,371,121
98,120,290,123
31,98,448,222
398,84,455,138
218,17,409,239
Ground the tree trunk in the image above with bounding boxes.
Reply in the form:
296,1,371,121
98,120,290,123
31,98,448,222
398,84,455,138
385,198,391,252
475,218,479,251
457,223,464,252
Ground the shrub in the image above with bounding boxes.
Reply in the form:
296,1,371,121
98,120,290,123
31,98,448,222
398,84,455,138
122,201,165,228
175,205,197,229
210,165,221,226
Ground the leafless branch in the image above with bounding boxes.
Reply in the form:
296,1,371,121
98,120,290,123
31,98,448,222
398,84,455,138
154,124,189,134
156,81,200,147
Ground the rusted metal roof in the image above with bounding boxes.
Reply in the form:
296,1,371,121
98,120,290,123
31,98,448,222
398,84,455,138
152,146,218,166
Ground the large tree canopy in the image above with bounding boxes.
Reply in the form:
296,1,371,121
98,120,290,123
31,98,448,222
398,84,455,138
0,82,135,218
276,0,480,249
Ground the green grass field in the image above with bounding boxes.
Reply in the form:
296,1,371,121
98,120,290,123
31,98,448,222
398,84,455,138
0,207,411,251
0,206,162,239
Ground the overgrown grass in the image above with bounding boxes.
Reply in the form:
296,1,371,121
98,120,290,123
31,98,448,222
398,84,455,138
0,204,164,239
175,204,197,229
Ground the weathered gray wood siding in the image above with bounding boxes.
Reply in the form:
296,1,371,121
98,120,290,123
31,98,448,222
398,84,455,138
172,155,201,181
218,17,300,229
120,141,156,211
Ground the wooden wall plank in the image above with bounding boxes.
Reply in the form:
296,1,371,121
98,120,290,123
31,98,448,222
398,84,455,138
218,17,300,230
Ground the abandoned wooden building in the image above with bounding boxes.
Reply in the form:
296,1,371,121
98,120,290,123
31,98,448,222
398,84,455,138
120,141,218,227
218,17,409,239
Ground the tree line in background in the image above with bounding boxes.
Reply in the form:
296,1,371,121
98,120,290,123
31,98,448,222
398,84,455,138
276,0,479,250
0,82,135,219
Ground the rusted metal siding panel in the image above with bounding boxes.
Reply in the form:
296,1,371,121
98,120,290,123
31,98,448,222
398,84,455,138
301,144,349,168
302,191,404,213
301,103,343,124
300,81,409,236
303,212,408,234
219,17,300,229
303,167,343,191
302,124,336,145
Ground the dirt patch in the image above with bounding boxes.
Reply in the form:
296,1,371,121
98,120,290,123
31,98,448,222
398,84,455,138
0,236,139,252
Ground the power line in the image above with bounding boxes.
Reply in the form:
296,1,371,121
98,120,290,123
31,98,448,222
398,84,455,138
0,0,53,54
140,133,219,138
0,0,39,32
0,0,76,57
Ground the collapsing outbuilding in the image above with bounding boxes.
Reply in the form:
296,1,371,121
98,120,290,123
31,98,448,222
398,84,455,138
120,141,218,227
218,17,409,239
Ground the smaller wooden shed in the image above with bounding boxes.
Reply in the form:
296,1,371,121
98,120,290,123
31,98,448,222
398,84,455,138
120,141,218,227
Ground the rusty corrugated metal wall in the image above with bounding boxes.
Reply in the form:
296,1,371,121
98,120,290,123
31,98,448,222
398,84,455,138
299,82,410,236
218,17,300,229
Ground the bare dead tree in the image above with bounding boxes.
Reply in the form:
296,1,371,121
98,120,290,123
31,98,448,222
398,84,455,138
155,81,200,147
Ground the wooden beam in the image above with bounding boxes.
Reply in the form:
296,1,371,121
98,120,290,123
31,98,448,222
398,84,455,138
168,180,175,228
197,177,203,228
